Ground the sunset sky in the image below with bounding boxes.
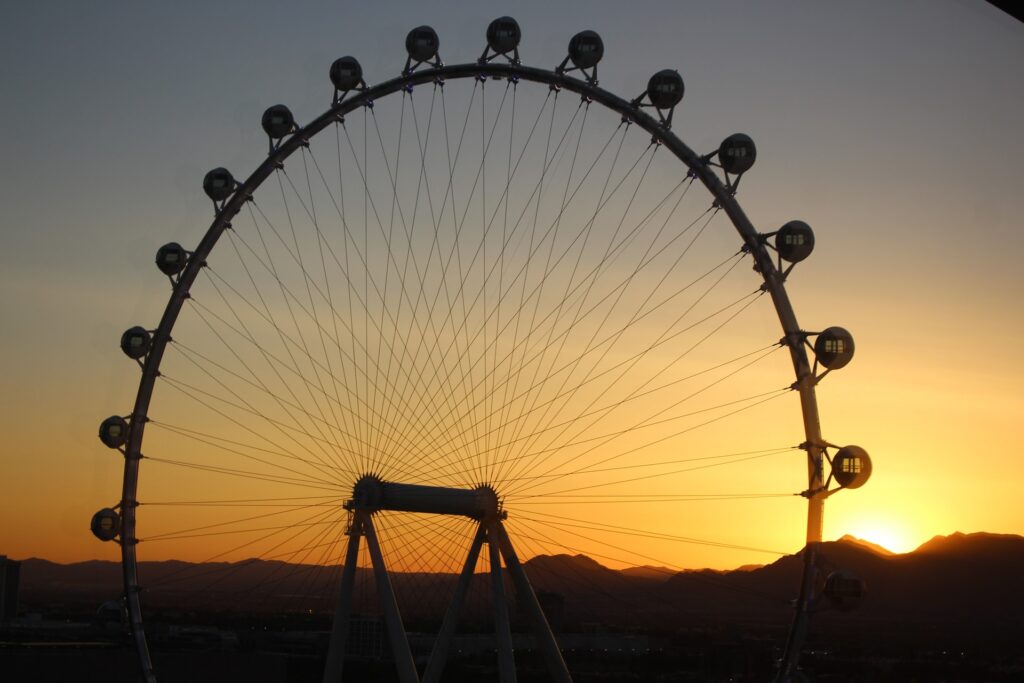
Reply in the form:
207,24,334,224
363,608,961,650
2,1,1023,575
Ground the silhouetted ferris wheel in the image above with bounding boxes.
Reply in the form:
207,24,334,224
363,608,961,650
91,17,870,682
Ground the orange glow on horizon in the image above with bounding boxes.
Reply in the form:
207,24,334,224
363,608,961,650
838,515,915,555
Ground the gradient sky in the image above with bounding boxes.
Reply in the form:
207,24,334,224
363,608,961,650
1,1,1023,569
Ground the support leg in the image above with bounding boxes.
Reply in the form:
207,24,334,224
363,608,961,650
488,522,517,683
422,523,486,683
776,542,818,682
495,521,573,683
363,515,420,683
323,512,364,683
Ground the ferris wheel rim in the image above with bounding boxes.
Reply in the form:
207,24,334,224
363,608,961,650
113,57,825,683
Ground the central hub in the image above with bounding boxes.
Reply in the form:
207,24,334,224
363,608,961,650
346,475,504,520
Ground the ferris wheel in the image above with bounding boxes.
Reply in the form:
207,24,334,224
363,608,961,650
91,18,871,682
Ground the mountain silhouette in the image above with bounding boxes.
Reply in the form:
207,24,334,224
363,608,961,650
836,534,895,556
618,564,677,581
13,532,1024,646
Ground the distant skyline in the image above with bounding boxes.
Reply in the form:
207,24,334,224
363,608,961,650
2,1,1023,570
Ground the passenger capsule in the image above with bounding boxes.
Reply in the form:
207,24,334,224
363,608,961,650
775,221,815,263
832,445,872,489
99,416,129,449
823,569,866,611
813,326,855,370
406,26,440,63
487,16,521,55
718,133,757,175
155,242,188,276
261,104,295,139
120,326,151,360
646,69,684,110
96,600,127,625
91,508,121,542
330,56,363,92
568,30,603,69
203,167,235,202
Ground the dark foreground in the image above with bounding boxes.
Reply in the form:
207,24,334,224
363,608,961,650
3,613,1023,683
4,533,1024,681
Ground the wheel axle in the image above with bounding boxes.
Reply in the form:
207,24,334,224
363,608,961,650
346,475,503,520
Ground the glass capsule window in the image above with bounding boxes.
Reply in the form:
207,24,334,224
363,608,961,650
824,338,845,354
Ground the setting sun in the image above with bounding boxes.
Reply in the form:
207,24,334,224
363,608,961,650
842,514,916,554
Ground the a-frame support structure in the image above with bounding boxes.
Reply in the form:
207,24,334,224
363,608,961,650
322,477,573,683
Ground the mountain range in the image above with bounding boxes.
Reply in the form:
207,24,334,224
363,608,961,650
13,532,1024,647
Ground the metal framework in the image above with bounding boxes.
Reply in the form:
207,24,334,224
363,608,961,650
321,478,572,683
106,49,841,682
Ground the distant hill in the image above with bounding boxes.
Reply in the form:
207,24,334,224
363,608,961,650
13,532,1024,645
837,534,895,556
618,565,677,581
911,530,1024,556
807,532,1024,647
